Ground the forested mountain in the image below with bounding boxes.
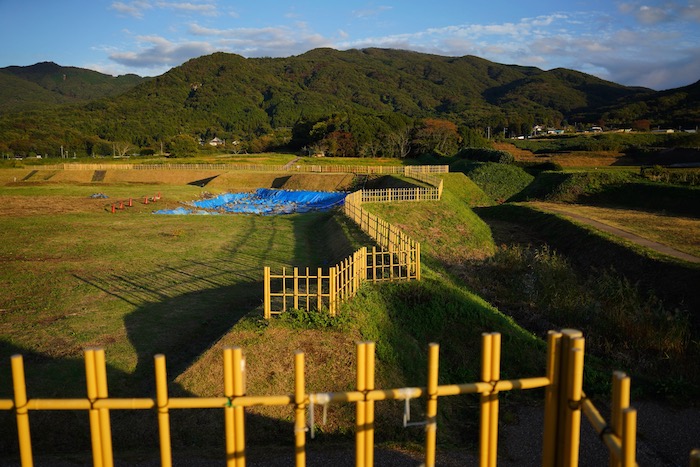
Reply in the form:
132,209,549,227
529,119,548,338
0,62,146,113
0,48,697,158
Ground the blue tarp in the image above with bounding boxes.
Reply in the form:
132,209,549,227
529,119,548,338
154,189,346,215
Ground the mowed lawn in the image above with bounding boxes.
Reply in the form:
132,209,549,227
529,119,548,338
0,184,327,398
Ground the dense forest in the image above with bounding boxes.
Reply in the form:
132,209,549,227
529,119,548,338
1,48,699,158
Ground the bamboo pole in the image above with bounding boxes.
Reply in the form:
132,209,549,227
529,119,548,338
562,333,585,467
85,349,104,467
11,355,33,467
294,352,306,467
621,408,637,467
232,348,246,467
424,343,440,467
479,334,493,467
488,334,501,467
690,449,700,467
329,267,337,317
293,267,299,310
224,348,235,467
154,355,172,467
317,267,322,311
365,342,376,467
356,343,367,467
263,267,271,319
94,349,114,467
542,331,562,467
611,371,630,467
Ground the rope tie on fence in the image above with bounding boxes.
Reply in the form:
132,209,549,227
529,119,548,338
308,393,330,439
598,424,614,442
397,388,425,428
568,395,586,411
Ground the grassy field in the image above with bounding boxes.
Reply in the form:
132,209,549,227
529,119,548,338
1,163,698,462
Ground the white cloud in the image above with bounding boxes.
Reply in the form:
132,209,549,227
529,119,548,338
110,0,218,19
352,6,392,19
155,1,218,16
109,35,216,69
110,1,152,19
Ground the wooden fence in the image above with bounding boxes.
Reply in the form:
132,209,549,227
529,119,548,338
264,187,424,317
3,329,695,467
263,243,421,318
42,163,449,174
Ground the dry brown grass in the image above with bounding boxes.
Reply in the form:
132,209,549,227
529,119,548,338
529,202,700,257
493,142,637,167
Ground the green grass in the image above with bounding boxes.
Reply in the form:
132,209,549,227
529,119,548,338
364,174,495,265
451,161,535,202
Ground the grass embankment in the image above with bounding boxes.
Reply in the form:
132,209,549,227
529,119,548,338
453,162,699,399
176,172,545,452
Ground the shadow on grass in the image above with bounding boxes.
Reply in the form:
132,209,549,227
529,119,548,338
2,211,426,464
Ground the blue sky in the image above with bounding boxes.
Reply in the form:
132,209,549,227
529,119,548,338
1,1,699,90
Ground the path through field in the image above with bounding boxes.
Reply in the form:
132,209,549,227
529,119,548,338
528,202,700,263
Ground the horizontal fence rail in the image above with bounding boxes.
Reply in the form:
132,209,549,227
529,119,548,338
40,163,449,174
3,329,687,467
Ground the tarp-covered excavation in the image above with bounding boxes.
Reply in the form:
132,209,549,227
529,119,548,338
154,188,346,215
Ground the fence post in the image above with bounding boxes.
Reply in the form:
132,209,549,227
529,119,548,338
85,349,104,467
94,349,114,467
479,333,501,467
11,355,33,467
154,355,172,467
293,267,299,310
558,330,584,467
690,449,700,467
294,351,306,467
621,408,637,467
365,342,376,467
317,267,323,311
232,348,246,467
356,343,367,467
263,267,271,319
224,348,235,467
329,267,337,317
415,243,421,281
542,331,562,467
424,343,440,467
611,371,630,467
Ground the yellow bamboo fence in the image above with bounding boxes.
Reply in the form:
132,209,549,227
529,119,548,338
4,329,693,467
264,167,438,318
264,188,424,317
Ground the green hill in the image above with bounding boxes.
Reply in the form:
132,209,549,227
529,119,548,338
1,49,698,157
0,61,146,113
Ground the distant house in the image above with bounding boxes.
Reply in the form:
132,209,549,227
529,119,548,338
209,137,224,146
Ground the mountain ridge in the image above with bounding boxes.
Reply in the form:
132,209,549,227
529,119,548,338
1,48,698,156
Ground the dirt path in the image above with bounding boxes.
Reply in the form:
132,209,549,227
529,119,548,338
528,202,700,264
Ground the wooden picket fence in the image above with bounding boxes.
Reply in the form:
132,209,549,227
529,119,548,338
263,244,421,318
264,187,424,317
3,329,696,466
45,163,449,174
